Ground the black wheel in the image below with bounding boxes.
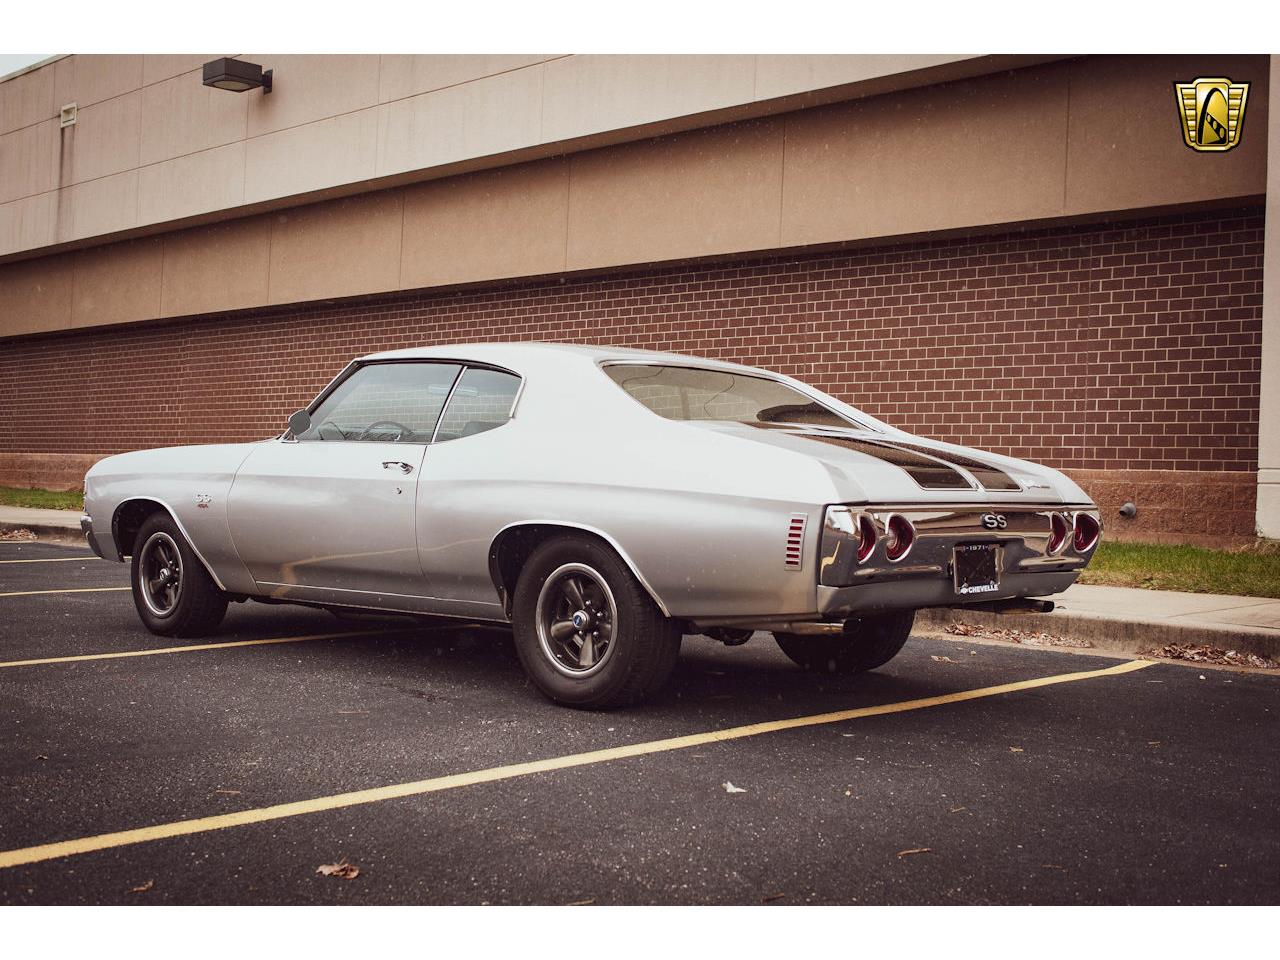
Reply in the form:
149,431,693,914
130,512,227,637
773,610,915,674
511,535,681,708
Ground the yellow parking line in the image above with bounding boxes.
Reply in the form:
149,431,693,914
0,628,407,669
0,557,99,564
0,586,130,598
0,658,1153,870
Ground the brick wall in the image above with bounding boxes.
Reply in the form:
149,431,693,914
0,207,1263,540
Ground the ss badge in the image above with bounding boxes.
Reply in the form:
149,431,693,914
981,513,1007,530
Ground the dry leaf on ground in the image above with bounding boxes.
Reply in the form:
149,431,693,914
944,622,1091,648
896,847,932,859
316,859,360,880
1143,643,1277,670
0,528,37,542
130,880,154,894
722,781,747,794
930,655,959,663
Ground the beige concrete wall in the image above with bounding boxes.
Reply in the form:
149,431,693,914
0,53,1004,262
1257,55,1280,539
0,55,1268,341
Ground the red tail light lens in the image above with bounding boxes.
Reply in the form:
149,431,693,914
857,513,878,563
885,514,915,562
1073,512,1101,552
1047,512,1069,554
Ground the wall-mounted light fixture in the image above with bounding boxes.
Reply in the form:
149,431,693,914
202,58,273,94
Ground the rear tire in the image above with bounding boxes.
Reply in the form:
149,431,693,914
511,535,680,708
130,512,227,638
773,610,914,674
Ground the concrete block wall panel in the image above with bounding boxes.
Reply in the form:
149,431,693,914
0,54,1267,272
0,207,1262,543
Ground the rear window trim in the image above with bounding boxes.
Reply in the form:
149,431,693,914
597,359,864,430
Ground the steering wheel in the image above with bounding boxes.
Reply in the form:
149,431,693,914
357,419,414,442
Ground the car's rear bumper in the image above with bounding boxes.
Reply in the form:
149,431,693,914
815,502,1095,613
816,568,1081,618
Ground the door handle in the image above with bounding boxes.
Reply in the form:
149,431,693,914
382,461,414,475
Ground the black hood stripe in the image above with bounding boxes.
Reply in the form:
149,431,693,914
799,434,973,490
871,440,1023,492
739,422,1021,492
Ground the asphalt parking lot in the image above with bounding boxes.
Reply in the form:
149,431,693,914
1,539,1278,905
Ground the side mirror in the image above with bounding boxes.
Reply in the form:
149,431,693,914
287,409,312,437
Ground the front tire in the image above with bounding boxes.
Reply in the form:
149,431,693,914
773,610,915,674
511,535,680,708
130,513,227,637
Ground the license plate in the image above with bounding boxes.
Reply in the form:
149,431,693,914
953,543,1000,596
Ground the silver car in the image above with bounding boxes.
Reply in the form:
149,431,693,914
82,342,1101,707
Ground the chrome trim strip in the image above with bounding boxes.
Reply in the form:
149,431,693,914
429,364,469,445
258,580,502,607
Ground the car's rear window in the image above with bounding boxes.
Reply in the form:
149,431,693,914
603,364,858,429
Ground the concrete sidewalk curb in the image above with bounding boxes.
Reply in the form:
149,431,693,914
1,523,85,542
0,506,85,543
915,606,1280,662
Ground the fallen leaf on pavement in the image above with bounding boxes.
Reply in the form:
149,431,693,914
761,893,786,903
897,848,931,859
130,880,154,894
215,789,241,795
930,655,958,663
566,898,595,906
722,781,747,794
316,859,360,880
944,622,1091,648
1143,643,1277,670
0,528,37,541
949,805,967,813
1009,747,1024,753
36,755,48,761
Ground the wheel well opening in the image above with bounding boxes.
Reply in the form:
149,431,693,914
489,524,633,619
112,499,168,558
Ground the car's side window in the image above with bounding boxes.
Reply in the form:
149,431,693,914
433,367,522,442
296,362,462,443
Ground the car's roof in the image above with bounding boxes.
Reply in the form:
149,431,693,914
359,341,769,375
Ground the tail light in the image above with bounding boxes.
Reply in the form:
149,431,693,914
856,512,877,562
1047,512,1069,554
1072,512,1101,552
885,514,915,562
819,507,880,584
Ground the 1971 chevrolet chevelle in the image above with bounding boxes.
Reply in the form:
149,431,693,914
82,342,1101,707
